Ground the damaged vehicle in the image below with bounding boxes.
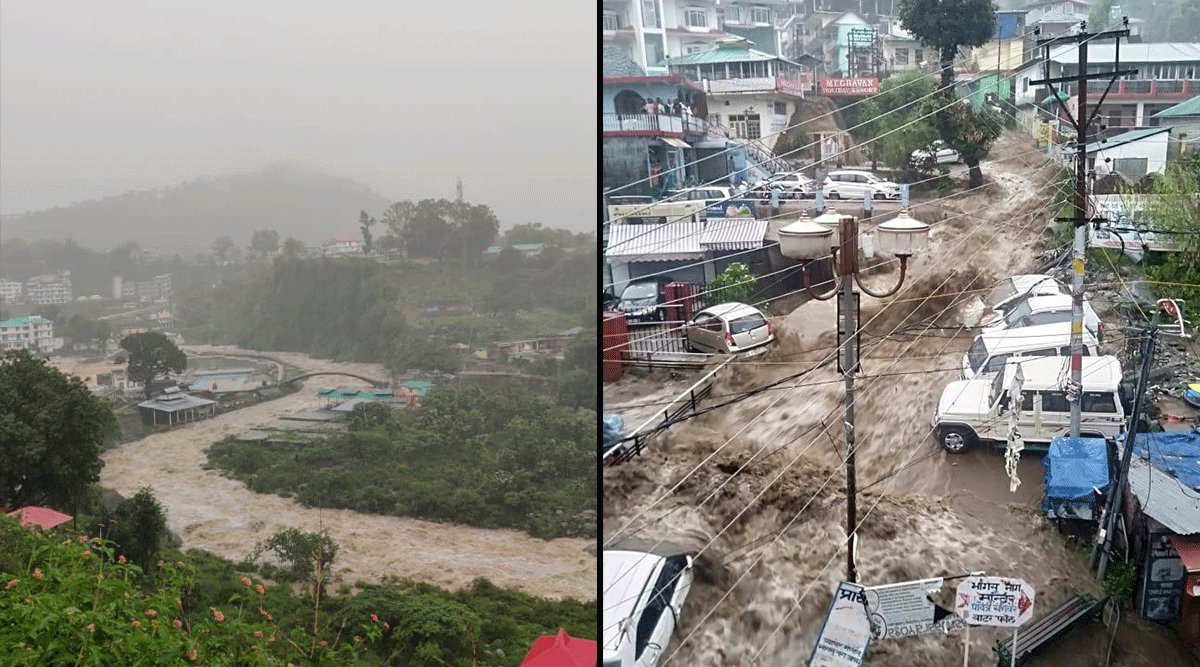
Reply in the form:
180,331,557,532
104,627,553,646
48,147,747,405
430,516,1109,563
603,550,694,667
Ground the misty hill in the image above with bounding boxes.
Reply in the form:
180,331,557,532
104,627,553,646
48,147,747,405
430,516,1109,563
0,165,394,254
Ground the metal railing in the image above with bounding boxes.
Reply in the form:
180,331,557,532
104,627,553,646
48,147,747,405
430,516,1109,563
603,112,708,135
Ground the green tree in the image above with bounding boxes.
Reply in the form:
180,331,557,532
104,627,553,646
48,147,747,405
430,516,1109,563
860,71,939,170
120,331,187,400
1143,154,1200,303
940,101,1004,187
249,229,280,259
253,528,338,586
710,262,759,304
211,235,236,264
359,210,377,254
281,236,306,259
0,350,118,515
108,487,168,569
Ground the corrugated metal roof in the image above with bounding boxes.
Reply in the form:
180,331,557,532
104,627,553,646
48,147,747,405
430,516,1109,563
666,46,778,65
1084,126,1171,153
701,219,768,251
605,223,705,262
1052,43,1200,65
1128,457,1200,535
1153,95,1200,119
137,393,216,412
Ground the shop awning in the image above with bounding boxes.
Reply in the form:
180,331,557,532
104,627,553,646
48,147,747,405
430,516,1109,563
660,137,691,149
1170,536,1200,596
702,218,768,251
605,222,705,262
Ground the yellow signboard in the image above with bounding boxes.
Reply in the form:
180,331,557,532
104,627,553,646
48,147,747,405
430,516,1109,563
607,201,706,224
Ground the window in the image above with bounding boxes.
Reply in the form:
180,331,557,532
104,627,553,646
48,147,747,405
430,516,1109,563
895,48,910,66
729,114,761,139
729,313,767,334
635,557,687,659
1023,311,1073,327
723,6,740,24
685,42,709,54
985,353,1010,374
1112,157,1148,179
685,7,708,28
603,10,620,31
642,0,660,28
752,6,771,24
1082,391,1118,413
1039,391,1071,413
772,101,788,115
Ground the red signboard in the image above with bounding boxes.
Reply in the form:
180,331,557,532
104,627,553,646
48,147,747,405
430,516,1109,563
775,74,808,98
820,77,880,96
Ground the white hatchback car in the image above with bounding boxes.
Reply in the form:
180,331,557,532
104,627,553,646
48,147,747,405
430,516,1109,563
685,302,774,357
821,170,901,200
603,550,694,667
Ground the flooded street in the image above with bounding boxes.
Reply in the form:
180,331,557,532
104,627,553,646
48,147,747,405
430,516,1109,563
603,138,1194,664
101,345,595,601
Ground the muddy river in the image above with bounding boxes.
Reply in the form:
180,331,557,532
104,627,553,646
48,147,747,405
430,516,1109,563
603,137,1194,664
100,345,594,601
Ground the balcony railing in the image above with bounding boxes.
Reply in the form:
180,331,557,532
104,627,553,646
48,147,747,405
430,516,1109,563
1060,79,1200,98
603,112,708,135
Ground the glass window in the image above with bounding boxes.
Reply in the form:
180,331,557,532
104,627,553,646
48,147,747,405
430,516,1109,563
746,114,761,139
986,353,1010,373
772,101,788,115
685,42,709,54
635,557,687,659
685,8,708,28
642,0,660,28
752,6,771,24
692,312,715,325
1041,391,1071,413
968,338,988,373
1023,311,1071,327
1082,391,1118,413
728,313,767,334
895,48,910,66
622,282,658,299
603,11,620,31
723,6,740,23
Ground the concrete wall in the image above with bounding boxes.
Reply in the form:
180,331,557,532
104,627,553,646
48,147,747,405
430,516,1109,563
603,136,653,192
708,95,793,148
1089,131,1172,178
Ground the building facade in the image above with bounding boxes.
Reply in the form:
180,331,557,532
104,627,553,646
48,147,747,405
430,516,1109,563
0,315,62,353
322,237,366,256
603,0,729,75
24,272,72,305
122,274,172,304
0,280,23,305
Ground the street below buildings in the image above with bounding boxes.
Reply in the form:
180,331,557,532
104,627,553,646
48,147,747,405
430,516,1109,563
603,136,1194,665
101,345,595,601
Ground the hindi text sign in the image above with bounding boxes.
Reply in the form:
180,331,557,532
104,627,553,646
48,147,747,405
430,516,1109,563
864,578,964,639
955,577,1035,627
810,581,872,666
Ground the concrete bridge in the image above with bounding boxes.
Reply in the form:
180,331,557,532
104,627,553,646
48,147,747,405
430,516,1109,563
283,371,389,388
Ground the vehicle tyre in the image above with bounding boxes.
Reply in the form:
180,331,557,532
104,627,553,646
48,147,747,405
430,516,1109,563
828,191,840,200
872,192,886,200
938,426,976,454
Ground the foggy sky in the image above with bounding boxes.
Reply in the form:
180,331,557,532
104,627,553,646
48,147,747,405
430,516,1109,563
0,0,595,231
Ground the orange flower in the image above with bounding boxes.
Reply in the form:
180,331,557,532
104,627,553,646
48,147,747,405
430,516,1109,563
353,635,362,643
78,535,88,544
370,614,378,623
319,640,328,647
132,620,142,628
187,649,198,661
254,584,265,596
80,550,92,559
253,630,263,638
173,619,183,629
32,569,43,580
86,624,95,633
5,579,19,590
240,576,252,587
118,555,126,564
258,608,273,622
146,609,157,618
209,607,225,623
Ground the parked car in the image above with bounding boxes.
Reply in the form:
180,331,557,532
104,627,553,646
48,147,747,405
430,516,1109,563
685,302,774,357
756,172,815,199
934,355,1125,453
820,170,901,200
665,186,735,207
618,277,675,322
980,293,1104,341
911,140,960,165
603,550,694,667
963,321,1101,380
984,274,1069,319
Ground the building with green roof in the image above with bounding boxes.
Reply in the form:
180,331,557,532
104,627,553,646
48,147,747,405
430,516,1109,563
1153,96,1200,156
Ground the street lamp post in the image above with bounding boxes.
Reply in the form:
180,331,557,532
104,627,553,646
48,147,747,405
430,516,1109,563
778,209,930,582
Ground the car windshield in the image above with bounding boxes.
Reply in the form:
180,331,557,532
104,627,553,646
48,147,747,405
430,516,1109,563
729,313,767,334
985,279,1018,308
1003,299,1035,327
622,283,656,299
990,368,1006,406
968,338,988,373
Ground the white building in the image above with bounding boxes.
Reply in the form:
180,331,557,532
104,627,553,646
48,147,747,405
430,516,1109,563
0,280,23,304
0,315,63,353
321,237,366,256
24,272,72,305
1087,126,1172,180
603,0,729,75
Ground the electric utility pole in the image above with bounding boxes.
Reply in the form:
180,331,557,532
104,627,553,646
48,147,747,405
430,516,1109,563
1093,322,1158,578
1031,19,1134,437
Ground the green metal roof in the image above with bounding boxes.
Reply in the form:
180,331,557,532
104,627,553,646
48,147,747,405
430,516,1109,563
1084,126,1172,154
0,316,45,328
1152,95,1200,119
666,46,778,65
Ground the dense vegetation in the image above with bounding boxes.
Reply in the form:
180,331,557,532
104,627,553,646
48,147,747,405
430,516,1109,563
0,513,595,666
209,386,595,538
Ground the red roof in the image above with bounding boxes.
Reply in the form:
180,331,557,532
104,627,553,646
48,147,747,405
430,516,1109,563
520,629,596,667
7,506,72,530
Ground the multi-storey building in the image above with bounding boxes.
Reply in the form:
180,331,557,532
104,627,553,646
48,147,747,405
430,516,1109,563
24,272,72,305
0,280,23,305
122,274,172,304
0,315,62,353
321,237,366,256
603,0,728,75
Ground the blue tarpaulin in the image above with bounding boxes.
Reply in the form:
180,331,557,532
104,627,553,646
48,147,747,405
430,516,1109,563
1043,436,1110,518
603,414,625,449
1130,430,1200,490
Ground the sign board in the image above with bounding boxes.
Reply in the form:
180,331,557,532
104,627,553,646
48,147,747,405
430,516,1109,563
704,200,757,220
607,202,705,225
864,578,965,639
1141,532,1184,622
820,77,880,96
955,577,1035,627
810,581,872,666
776,74,808,98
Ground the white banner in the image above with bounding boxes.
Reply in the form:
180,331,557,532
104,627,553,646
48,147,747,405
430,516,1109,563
955,577,1035,627
810,582,872,666
864,578,965,639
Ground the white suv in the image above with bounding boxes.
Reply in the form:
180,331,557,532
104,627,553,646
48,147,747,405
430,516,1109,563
821,170,901,200
603,550,694,667
934,355,1125,453
981,293,1105,342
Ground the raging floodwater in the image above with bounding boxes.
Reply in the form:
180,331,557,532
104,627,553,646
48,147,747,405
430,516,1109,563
100,345,594,600
603,138,1193,664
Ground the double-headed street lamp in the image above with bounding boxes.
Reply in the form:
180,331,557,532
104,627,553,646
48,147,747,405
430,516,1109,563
777,207,931,582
